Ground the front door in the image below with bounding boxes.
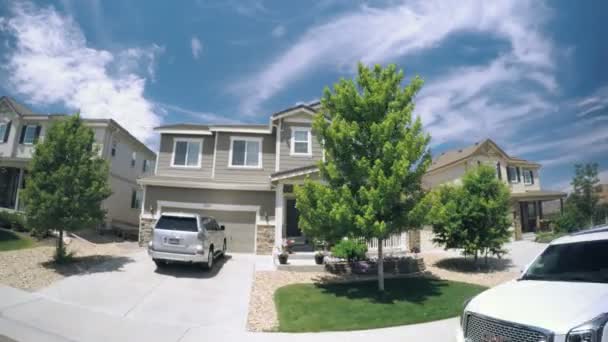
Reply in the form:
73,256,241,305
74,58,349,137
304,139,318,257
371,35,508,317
520,201,539,233
285,199,301,237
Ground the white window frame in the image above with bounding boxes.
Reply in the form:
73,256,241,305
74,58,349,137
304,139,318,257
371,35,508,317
131,151,137,168
22,125,38,145
228,136,263,169
523,169,533,185
171,138,203,168
290,127,312,156
507,166,518,183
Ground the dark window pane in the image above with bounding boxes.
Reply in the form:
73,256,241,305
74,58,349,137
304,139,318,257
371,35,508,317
186,142,200,166
155,216,198,232
232,140,246,165
174,141,187,166
294,142,308,153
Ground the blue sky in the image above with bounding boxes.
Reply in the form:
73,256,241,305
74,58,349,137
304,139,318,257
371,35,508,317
0,0,606,190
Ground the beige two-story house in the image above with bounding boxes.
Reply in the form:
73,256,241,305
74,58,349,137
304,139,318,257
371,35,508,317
0,96,156,233
138,103,325,254
423,139,566,238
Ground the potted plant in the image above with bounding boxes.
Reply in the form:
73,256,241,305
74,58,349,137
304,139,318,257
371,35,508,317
314,251,325,265
278,240,290,264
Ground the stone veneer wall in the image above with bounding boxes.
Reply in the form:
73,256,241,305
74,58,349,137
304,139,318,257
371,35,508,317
256,224,275,255
407,230,421,251
139,216,155,247
511,203,523,241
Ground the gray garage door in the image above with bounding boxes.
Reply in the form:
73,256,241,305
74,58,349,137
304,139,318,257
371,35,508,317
163,207,257,253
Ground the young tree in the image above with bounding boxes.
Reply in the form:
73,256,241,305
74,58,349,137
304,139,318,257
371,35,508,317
21,115,111,262
295,63,431,291
567,163,600,227
427,165,511,265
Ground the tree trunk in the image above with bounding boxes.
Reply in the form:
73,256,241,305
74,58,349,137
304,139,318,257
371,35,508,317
378,238,385,291
57,229,64,261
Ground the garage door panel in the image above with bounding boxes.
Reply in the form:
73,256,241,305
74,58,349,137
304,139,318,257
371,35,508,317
162,207,256,253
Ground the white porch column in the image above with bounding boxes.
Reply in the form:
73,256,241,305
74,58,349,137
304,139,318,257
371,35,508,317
275,183,284,249
14,168,24,211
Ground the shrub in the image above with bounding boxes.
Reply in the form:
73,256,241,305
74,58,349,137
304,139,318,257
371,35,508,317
0,210,28,231
331,239,367,262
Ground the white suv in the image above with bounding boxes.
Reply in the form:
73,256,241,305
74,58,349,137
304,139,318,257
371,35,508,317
147,213,227,270
458,226,608,342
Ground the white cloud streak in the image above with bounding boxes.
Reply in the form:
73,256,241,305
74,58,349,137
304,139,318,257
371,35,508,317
156,102,242,124
272,25,286,38
0,2,162,144
232,0,554,119
576,85,608,117
190,36,203,60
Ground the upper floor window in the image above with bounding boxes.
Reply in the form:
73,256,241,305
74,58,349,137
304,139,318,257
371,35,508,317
507,166,520,183
142,159,151,173
0,121,10,143
20,125,40,145
229,136,262,168
131,152,137,168
111,141,117,157
496,162,502,180
523,169,534,185
290,127,311,156
172,138,202,168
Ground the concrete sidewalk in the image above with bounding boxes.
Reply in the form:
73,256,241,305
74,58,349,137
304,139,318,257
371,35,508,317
0,285,458,342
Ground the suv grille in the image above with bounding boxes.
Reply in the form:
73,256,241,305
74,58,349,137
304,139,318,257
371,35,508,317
465,313,552,342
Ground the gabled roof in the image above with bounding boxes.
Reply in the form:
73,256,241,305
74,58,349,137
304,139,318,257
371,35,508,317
270,103,317,120
428,138,539,173
0,96,35,116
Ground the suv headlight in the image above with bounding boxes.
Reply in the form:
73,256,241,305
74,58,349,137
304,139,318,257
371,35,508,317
567,313,608,342
148,241,154,250
195,244,204,254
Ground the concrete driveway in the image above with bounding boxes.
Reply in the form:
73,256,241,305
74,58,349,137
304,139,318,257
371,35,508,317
39,250,255,330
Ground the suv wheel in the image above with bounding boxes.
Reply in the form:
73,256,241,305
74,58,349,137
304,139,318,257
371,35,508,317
205,248,214,270
153,259,165,268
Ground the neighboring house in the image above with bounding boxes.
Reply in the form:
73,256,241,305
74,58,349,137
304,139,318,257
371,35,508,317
0,96,156,233
422,139,566,238
596,184,608,205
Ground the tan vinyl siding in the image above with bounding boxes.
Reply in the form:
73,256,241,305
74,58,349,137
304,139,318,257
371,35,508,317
156,133,214,179
213,132,275,185
279,122,322,171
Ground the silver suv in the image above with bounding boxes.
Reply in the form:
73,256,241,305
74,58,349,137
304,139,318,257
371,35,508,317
147,213,227,270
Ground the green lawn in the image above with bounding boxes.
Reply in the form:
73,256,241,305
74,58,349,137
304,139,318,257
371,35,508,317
275,277,487,332
0,229,35,251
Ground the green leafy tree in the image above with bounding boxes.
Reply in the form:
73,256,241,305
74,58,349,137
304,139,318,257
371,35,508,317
295,63,431,291
21,115,111,262
427,165,511,264
566,163,600,227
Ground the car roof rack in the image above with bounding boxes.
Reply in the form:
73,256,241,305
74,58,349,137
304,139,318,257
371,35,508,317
570,225,608,236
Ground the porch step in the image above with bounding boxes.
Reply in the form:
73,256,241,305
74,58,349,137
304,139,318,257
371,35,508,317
287,252,316,260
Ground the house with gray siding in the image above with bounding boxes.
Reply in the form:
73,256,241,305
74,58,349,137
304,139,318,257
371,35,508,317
138,103,330,254
0,96,156,233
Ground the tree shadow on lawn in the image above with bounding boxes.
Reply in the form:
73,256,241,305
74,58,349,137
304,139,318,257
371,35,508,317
41,255,135,276
314,276,447,304
154,254,232,279
433,256,513,273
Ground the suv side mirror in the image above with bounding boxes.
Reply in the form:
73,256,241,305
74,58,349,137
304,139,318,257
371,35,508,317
220,225,225,231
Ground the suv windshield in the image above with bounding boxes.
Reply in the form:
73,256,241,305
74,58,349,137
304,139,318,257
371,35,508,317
522,239,608,283
155,216,198,232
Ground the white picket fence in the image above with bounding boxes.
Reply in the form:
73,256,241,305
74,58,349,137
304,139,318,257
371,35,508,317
365,232,408,253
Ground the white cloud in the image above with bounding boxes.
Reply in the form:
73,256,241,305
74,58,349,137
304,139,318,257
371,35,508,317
232,0,554,116
0,2,162,144
156,102,242,124
272,25,286,38
190,36,203,60
575,85,608,117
